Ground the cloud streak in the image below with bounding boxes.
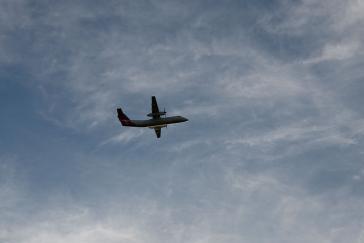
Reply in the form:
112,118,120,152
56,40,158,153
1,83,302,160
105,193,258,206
1,0,364,242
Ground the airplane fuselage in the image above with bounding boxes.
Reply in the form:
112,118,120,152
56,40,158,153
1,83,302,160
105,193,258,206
117,96,188,138
124,116,188,127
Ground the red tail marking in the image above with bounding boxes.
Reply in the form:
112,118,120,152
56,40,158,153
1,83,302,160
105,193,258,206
117,108,133,126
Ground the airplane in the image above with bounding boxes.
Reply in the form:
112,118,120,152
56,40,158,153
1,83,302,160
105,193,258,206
117,96,188,138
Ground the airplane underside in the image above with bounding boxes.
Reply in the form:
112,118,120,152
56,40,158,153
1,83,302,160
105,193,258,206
117,96,188,138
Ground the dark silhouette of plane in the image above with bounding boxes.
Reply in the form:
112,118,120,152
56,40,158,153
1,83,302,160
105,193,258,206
117,96,188,138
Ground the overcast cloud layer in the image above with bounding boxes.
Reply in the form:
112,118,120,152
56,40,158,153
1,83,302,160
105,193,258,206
1,0,364,242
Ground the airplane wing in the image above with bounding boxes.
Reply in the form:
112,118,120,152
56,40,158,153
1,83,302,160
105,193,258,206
154,127,161,138
151,96,160,119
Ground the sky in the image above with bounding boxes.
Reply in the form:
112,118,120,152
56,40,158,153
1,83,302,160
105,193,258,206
1,0,364,242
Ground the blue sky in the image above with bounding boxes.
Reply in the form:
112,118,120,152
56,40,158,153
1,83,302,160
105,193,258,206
1,0,364,242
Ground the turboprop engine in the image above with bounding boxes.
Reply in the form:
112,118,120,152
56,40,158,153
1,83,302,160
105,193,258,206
147,108,167,118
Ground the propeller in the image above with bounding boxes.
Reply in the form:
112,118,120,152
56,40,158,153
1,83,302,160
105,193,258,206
164,108,167,129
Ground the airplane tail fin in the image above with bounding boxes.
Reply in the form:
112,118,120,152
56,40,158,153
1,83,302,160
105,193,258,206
117,108,132,126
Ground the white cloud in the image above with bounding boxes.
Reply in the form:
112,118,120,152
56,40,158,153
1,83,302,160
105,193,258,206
0,156,27,210
1,1,364,242
259,0,364,63
226,120,358,147
219,63,306,100
336,0,364,30
0,206,145,243
224,168,364,243
100,129,146,145
1,153,364,243
305,41,362,63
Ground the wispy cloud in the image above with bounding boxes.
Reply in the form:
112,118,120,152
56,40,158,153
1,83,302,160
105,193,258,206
1,0,364,242
100,129,146,146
